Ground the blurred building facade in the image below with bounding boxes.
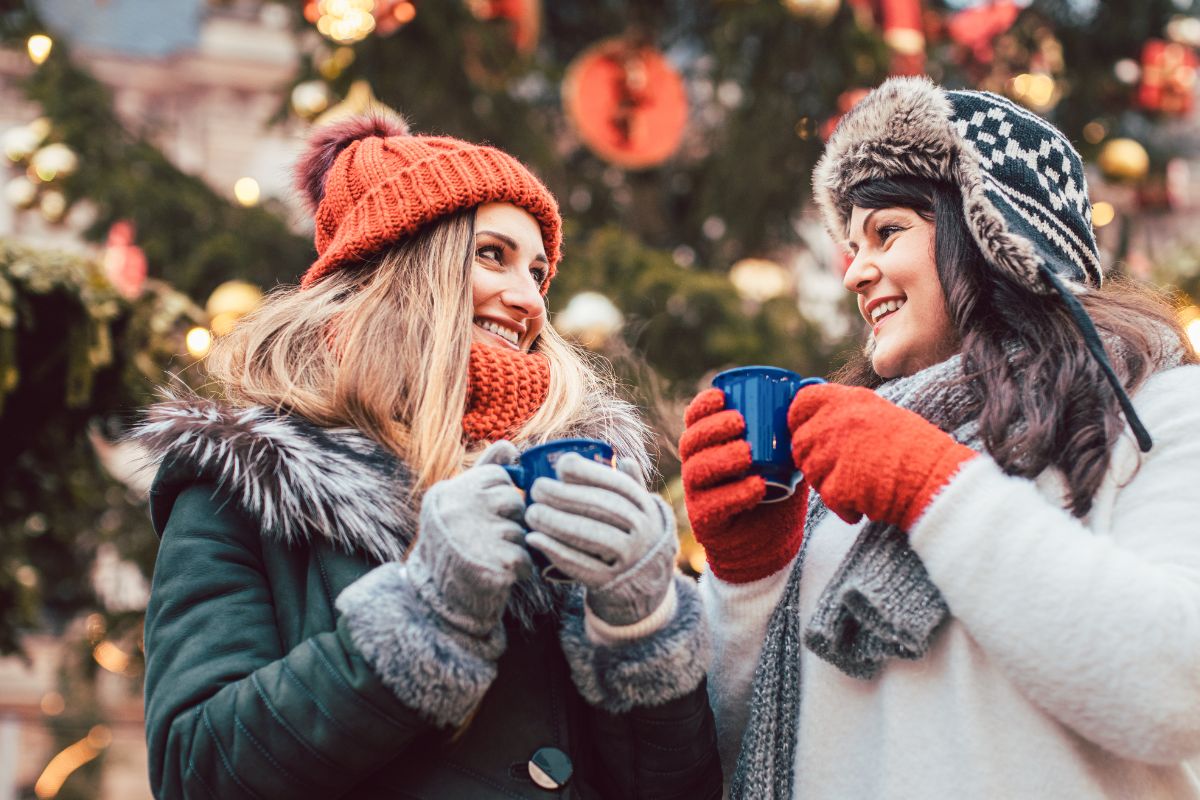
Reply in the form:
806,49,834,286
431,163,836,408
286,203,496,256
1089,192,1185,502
0,2,300,797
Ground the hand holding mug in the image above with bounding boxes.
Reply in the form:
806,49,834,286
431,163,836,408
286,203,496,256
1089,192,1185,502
500,439,616,582
407,440,532,637
679,367,823,584
525,454,677,627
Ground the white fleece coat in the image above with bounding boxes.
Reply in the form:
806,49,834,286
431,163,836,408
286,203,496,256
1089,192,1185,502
702,364,1200,799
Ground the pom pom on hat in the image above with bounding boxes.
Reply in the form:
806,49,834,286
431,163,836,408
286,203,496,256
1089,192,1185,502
294,110,410,215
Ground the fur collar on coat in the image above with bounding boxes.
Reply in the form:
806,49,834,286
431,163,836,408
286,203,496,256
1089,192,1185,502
131,392,653,565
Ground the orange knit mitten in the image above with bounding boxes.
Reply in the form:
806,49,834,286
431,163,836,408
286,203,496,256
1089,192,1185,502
787,384,977,531
680,388,807,584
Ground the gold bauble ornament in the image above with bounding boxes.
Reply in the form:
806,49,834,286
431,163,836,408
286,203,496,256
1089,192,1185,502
291,80,332,120
313,80,395,128
206,280,263,336
1098,138,1150,183
30,142,78,181
780,0,840,24
4,176,37,208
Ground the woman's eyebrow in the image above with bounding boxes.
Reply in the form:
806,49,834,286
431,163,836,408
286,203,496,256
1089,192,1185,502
476,229,517,250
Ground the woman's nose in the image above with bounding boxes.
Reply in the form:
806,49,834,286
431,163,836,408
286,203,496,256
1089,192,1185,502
503,272,544,319
842,253,880,294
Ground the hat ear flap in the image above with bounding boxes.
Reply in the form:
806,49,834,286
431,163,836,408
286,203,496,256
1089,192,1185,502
294,110,410,215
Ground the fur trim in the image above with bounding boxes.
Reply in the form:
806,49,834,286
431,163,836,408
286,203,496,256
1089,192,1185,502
132,394,415,563
295,110,410,215
556,392,655,483
813,76,1087,294
559,575,711,713
335,562,504,727
132,391,654,567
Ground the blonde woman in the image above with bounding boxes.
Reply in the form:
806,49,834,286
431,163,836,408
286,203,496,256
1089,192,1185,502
136,113,719,799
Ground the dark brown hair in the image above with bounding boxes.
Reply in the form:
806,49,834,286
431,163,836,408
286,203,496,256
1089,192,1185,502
832,176,1197,517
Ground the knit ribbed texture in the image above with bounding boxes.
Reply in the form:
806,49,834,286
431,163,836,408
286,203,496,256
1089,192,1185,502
303,135,561,290
461,343,550,443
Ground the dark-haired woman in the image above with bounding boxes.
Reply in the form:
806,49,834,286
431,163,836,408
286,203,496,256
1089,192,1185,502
136,112,720,798
681,76,1200,799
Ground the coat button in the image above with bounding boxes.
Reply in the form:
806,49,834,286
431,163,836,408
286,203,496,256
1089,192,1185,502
528,746,573,791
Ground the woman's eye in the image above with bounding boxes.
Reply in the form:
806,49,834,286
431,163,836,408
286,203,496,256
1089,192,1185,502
476,244,503,262
529,266,548,286
877,225,904,243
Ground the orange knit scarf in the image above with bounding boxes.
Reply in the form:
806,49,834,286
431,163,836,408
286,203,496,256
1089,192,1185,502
462,343,550,443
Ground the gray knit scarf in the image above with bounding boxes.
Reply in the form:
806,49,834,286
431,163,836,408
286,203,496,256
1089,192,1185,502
729,354,976,799
729,336,1187,800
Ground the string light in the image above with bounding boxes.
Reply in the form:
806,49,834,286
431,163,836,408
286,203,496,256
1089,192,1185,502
554,292,623,349
1008,72,1059,111
31,143,78,182
233,177,260,207
26,34,52,65
34,726,111,799
1182,307,1200,353
186,327,212,358
206,280,263,336
93,640,132,674
311,0,378,44
729,258,792,303
1091,201,1115,228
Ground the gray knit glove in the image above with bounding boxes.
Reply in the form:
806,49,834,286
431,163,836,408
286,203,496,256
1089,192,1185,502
525,453,678,626
406,440,531,638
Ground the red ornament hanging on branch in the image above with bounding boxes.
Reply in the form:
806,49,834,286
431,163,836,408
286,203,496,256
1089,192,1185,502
374,0,417,37
821,87,871,140
1138,39,1198,116
562,38,688,170
947,0,1020,64
466,0,541,55
847,0,925,75
103,220,147,300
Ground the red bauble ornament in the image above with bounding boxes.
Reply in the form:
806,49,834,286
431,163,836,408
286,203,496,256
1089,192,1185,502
947,0,1019,64
467,0,540,54
1138,39,1197,116
821,87,871,141
562,38,688,169
103,220,147,300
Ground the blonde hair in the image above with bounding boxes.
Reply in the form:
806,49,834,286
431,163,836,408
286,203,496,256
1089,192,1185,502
205,210,646,492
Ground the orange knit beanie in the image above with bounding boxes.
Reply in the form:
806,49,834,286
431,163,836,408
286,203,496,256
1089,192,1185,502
294,111,562,291
462,343,551,442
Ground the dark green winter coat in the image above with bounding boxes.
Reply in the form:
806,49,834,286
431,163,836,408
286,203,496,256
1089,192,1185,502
137,397,721,799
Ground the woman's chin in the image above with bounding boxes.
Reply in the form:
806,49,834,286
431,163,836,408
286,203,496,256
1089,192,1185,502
871,352,902,380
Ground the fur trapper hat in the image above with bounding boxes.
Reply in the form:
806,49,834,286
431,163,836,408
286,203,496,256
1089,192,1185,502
814,76,1101,293
814,76,1154,451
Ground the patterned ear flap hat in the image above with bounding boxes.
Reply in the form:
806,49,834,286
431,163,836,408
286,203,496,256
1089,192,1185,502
814,75,1152,451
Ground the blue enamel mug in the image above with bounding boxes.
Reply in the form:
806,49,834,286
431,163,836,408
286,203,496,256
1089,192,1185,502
712,366,825,503
503,438,616,582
